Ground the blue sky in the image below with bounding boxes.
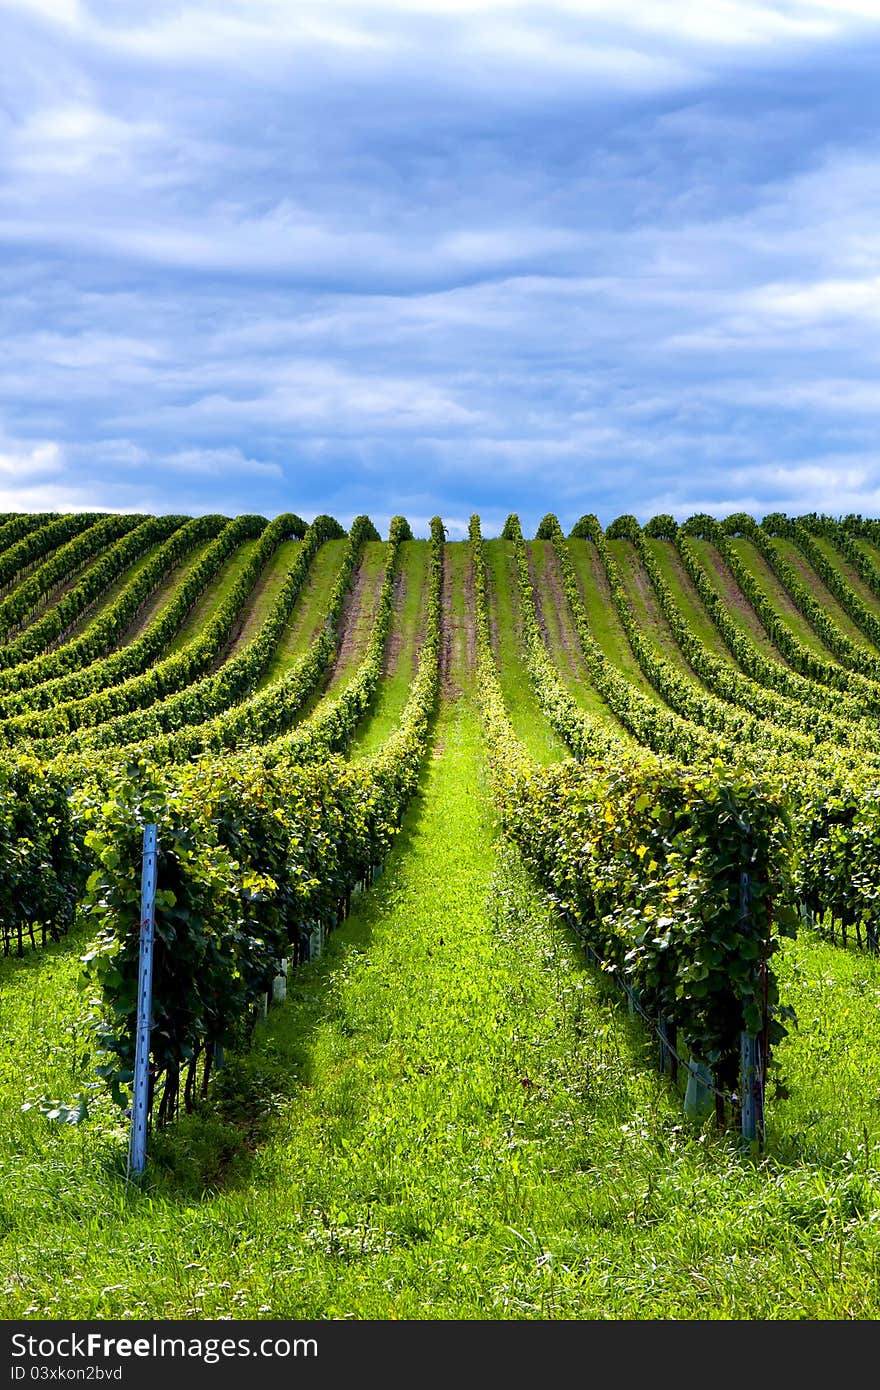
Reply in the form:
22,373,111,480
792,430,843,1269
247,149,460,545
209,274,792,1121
2,1,880,536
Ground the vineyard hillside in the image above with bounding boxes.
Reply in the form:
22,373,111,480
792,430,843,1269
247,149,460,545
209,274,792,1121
1,507,879,1319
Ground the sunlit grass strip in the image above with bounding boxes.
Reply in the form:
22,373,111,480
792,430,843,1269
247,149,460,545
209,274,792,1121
482,537,568,765
773,536,878,657
501,517,625,761
162,538,265,656
255,540,349,690
64,528,210,646
471,513,796,1120
349,540,431,758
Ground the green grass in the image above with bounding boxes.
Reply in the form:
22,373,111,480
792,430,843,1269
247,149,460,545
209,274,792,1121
442,541,473,690
256,539,348,690
322,541,390,696
565,540,657,697
806,535,880,638
607,538,706,684
3,515,880,1320
773,931,880,1168
528,541,630,732
483,539,566,765
688,541,793,663
161,539,261,656
293,542,390,725
350,540,431,758
773,537,878,656
646,539,735,663
66,538,217,644
222,539,302,657
3,677,880,1316
726,538,837,662
851,536,880,591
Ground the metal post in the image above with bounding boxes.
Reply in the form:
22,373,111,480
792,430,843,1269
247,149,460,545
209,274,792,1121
739,1034,761,1139
738,863,764,1143
128,824,158,1179
272,958,288,1003
684,1058,714,1121
658,1016,675,1077
740,1032,763,1143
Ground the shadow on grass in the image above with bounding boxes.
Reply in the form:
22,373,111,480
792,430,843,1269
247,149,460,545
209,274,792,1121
552,903,880,1173
545,900,807,1169
0,919,91,989
140,764,435,1203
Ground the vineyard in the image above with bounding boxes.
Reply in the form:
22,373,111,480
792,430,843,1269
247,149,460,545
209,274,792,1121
1,506,880,1318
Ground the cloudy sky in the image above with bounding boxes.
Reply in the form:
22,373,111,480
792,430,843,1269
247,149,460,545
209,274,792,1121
2,1,880,535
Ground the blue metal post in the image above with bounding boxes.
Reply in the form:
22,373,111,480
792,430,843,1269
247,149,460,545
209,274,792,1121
658,1015,675,1076
128,824,158,1178
738,864,764,1144
740,1032,762,1143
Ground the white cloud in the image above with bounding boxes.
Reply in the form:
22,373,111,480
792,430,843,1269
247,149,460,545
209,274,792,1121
0,437,64,478
161,447,283,479
1,2,880,524
643,456,880,521
102,359,485,437
5,2,873,52
4,2,876,94
0,483,94,510
0,431,153,510
746,276,880,322
0,0,81,23
11,103,162,177
0,434,122,510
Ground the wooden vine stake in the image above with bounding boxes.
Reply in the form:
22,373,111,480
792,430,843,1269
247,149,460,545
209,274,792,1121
128,823,158,1179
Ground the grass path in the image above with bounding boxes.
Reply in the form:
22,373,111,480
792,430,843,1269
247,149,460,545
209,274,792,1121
120,539,255,649
852,536,880,588
608,537,708,684
65,538,215,644
565,540,657,696
350,540,430,758
529,541,620,723
646,539,734,663
688,540,790,663
221,539,302,659
0,574,671,1317
296,541,390,722
256,539,348,690
725,538,837,662
773,537,879,656
163,539,262,657
811,535,880,613
483,539,566,764
3,647,880,1317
